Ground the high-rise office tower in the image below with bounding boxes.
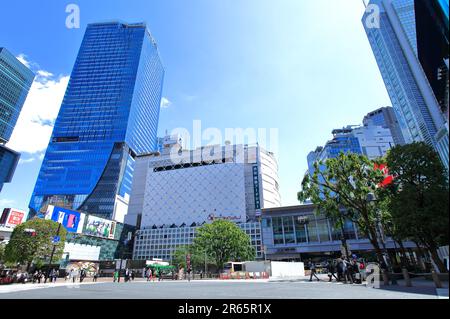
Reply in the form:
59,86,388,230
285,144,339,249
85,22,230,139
0,48,34,192
29,22,165,220
363,106,406,145
362,0,449,170
307,111,396,178
415,0,449,119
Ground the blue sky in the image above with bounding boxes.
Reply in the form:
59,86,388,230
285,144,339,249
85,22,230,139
0,0,391,211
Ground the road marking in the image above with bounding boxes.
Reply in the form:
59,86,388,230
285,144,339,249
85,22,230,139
0,282,106,294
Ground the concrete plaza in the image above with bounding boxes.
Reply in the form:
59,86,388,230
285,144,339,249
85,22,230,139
0,275,448,299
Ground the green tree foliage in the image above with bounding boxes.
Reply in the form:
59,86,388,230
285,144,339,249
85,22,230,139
5,218,67,270
192,220,255,272
0,243,5,264
384,142,449,273
298,152,387,264
172,245,212,271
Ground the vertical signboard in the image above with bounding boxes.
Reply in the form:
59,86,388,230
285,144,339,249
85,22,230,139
252,165,261,209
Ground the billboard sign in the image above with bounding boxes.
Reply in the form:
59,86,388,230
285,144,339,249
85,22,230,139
0,208,28,228
84,215,116,239
44,205,85,233
374,163,393,187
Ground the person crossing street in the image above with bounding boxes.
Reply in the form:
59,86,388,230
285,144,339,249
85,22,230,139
308,260,320,282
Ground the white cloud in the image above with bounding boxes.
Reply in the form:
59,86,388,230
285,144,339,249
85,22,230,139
160,97,172,109
36,70,54,78
0,199,15,207
18,157,36,165
16,54,31,68
6,55,69,155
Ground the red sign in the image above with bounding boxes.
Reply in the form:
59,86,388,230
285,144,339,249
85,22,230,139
374,163,393,187
7,210,25,226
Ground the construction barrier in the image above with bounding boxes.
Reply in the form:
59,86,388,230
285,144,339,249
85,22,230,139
220,272,269,280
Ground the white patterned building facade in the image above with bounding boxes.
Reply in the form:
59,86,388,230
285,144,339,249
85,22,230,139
126,138,280,261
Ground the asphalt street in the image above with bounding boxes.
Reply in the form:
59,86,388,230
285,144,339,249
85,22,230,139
0,279,446,299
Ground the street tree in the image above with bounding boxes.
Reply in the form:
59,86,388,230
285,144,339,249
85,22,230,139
0,243,5,264
192,220,255,272
5,218,67,270
384,142,449,273
298,152,387,264
172,245,212,271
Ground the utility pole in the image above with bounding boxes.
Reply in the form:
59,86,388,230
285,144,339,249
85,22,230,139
45,222,61,283
204,250,207,275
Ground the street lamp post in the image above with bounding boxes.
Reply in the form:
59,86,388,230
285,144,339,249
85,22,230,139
45,222,62,283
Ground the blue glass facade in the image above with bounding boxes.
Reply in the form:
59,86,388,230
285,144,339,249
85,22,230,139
30,22,164,218
0,48,34,144
363,0,449,170
323,136,362,159
0,48,34,192
0,145,20,192
307,129,362,182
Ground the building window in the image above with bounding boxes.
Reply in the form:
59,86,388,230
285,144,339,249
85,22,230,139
272,217,284,245
316,219,330,242
307,217,319,243
294,218,308,243
282,216,295,244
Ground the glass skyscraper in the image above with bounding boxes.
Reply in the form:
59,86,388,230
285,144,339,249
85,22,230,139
362,0,449,170
363,106,406,145
29,22,165,219
0,47,34,192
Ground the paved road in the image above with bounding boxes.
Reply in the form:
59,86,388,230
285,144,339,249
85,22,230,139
0,279,444,299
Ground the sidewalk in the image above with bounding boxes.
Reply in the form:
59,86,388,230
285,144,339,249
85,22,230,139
269,274,449,298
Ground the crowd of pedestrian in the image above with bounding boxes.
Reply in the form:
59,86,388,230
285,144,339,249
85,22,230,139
307,256,367,284
113,268,136,282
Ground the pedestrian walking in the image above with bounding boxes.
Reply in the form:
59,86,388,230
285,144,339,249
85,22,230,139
147,268,153,282
68,269,74,282
308,260,320,282
79,269,84,283
359,260,366,282
37,270,42,283
337,258,346,283
131,270,135,281
124,268,130,282
50,269,56,283
93,271,98,282
326,260,338,282
113,270,119,282
186,267,191,282
73,269,77,283
344,258,353,284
